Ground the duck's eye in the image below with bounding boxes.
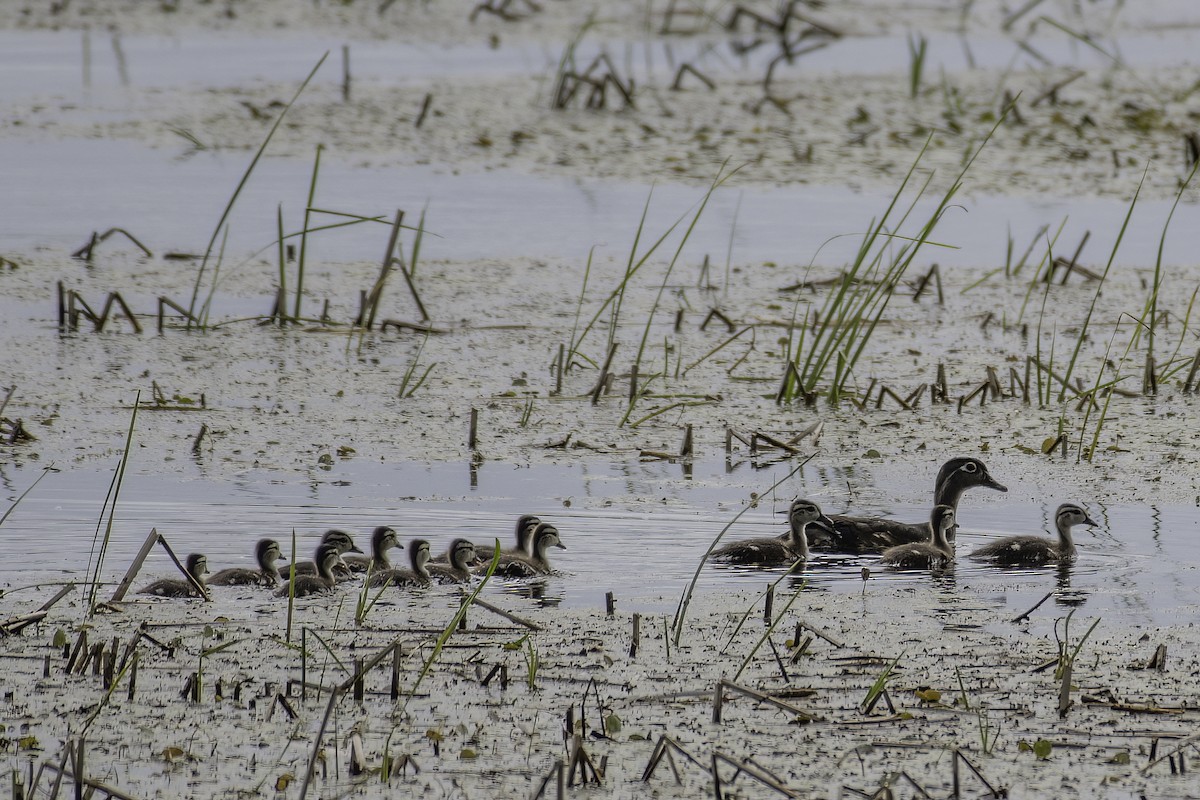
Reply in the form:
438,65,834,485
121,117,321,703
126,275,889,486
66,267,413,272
963,462,978,473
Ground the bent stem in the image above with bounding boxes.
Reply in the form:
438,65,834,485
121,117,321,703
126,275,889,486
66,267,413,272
672,458,811,646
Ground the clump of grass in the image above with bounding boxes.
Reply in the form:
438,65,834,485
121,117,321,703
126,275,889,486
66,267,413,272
781,107,1008,405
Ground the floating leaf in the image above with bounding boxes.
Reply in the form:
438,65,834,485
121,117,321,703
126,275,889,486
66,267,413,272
425,729,443,743
161,747,185,763
628,733,646,742
1017,740,1032,752
1033,739,1052,760
1040,437,1058,454
275,773,294,791
605,713,622,734
459,748,477,760
914,688,941,703
1109,751,1130,765
17,736,40,750
52,629,67,648
864,449,882,459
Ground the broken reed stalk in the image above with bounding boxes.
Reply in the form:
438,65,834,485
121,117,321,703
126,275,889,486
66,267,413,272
297,634,408,800
86,391,140,615
672,459,810,646
187,51,328,326
107,529,160,603
285,530,297,644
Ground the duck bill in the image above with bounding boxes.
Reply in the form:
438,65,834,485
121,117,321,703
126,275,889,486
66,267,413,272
554,542,567,550
1082,514,1100,528
983,472,1008,492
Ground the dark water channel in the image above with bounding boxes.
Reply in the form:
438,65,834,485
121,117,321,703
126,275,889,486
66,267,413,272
1,460,1197,627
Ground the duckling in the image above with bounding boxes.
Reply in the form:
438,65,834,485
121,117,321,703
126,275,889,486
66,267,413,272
810,457,1007,553
139,553,209,598
368,539,433,588
426,539,478,584
968,503,1097,566
208,539,285,587
505,514,542,556
276,543,341,597
342,526,402,574
489,523,566,578
713,499,832,567
430,515,541,564
290,530,363,577
880,505,956,569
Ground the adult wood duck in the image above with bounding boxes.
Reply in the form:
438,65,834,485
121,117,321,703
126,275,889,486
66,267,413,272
208,539,284,587
291,530,363,576
808,457,1007,553
880,505,956,569
968,503,1097,566
426,539,478,583
712,499,832,567
488,522,566,578
342,526,402,574
276,543,341,597
368,539,434,588
139,553,209,598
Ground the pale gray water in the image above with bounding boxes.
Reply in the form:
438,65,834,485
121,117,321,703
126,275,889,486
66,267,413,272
2,460,1197,625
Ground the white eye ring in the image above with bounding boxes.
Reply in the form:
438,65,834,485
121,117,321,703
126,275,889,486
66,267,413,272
963,462,978,473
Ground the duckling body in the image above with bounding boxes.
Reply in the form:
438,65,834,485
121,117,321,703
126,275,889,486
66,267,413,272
968,503,1097,566
489,523,566,578
368,539,433,588
139,553,209,598
426,539,478,583
276,544,341,597
342,526,402,574
713,499,831,567
880,505,956,569
208,539,285,587
504,515,542,557
810,457,1007,553
290,530,362,577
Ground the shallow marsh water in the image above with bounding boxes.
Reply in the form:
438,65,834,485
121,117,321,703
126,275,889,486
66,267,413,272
3,460,1199,628
5,2,1200,798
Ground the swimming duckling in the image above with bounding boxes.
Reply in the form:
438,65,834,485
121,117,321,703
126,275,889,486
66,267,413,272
139,553,209,598
291,530,363,576
426,539,478,583
430,515,541,564
489,523,566,578
368,539,433,588
880,505,956,569
342,526,402,574
968,503,1097,566
713,499,831,567
276,543,341,597
810,457,1006,553
208,539,285,587
505,514,542,556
